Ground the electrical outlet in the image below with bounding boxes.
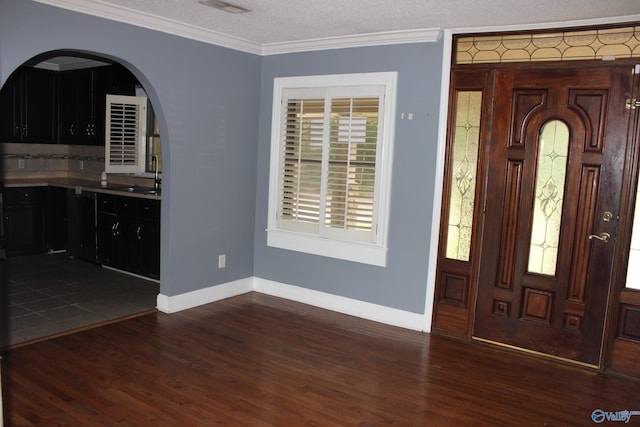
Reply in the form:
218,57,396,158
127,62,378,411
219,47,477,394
18,159,25,169
218,254,226,269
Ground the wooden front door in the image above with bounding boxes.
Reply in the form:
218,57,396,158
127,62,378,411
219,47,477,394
473,66,633,366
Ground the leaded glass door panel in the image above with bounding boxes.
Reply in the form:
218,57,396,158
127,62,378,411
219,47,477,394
473,66,632,366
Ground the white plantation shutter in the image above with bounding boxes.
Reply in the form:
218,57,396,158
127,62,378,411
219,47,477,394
278,98,324,234
268,72,396,266
277,88,382,243
105,94,147,174
325,96,380,242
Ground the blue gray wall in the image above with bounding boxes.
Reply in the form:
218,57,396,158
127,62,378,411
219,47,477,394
254,44,443,313
1,0,444,315
1,0,261,297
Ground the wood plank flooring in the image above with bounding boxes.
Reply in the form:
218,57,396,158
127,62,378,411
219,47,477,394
3,292,640,426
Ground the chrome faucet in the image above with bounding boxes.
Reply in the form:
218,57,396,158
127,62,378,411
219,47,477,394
152,155,161,190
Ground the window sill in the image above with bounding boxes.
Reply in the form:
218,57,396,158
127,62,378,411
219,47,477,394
267,229,387,267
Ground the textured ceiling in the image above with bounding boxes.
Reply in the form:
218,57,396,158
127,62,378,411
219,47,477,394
92,0,640,44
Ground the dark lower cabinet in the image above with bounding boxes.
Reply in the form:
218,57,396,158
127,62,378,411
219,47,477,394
2,186,159,279
97,193,160,279
3,187,47,256
47,186,68,252
136,208,160,278
67,189,97,262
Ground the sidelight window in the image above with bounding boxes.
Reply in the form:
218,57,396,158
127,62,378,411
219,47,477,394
267,72,397,266
445,91,482,261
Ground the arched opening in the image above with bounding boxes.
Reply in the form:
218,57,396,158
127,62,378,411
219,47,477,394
0,50,163,348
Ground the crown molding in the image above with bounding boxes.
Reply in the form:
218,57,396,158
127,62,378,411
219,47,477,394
34,58,111,71
33,0,264,55
33,0,442,56
261,28,442,56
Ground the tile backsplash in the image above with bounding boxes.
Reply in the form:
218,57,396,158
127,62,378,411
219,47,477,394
0,143,105,179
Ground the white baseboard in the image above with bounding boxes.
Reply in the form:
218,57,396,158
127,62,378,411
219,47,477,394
156,276,427,332
156,277,253,313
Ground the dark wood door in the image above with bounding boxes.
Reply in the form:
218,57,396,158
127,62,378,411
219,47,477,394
474,66,633,366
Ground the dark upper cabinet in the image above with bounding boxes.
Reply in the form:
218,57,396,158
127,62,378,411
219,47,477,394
58,64,138,145
0,63,140,145
0,74,20,141
107,63,139,96
0,67,57,143
58,67,109,145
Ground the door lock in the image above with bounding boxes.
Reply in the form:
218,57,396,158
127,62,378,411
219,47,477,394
588,232,611,243
602,211,613,222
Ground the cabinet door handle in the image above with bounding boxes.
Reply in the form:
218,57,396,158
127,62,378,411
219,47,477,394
70,123,74,136
136,225,142,240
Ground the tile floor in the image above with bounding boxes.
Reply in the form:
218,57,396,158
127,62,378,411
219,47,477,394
1,252,159,348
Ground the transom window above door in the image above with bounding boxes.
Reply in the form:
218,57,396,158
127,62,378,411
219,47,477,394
455,25,640,64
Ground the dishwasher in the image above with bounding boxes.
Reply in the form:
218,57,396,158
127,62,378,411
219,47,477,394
67,188,97,263
0,183,5,260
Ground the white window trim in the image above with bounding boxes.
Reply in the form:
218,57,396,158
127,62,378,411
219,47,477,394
267,72,397,267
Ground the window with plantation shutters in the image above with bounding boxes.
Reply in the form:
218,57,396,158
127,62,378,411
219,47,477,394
105,94,147,174
267,73,397,267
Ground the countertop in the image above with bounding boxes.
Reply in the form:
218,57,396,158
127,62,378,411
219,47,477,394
2,177,161,200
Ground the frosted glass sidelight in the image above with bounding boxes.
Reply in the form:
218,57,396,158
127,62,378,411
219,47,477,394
446,91,482,261
528,120,569,276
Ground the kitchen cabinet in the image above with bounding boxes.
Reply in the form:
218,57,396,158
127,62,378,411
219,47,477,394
47,186,68,252
1,64,140,145
106,63,139,96
2,187,48,256
58,64,138,145
97,193,160,279
0,67,57,143
58,67,108,145
67,189,97,262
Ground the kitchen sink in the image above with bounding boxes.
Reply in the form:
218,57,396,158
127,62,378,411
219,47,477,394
109,185,160,195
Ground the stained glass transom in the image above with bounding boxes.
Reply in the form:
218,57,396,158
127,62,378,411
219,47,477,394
446,91,481,261
528,120,569,276
456,25,640,64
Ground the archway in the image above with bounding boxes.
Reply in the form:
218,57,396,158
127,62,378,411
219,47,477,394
0,50,165,348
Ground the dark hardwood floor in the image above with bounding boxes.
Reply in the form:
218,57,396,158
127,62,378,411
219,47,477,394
3,292,640,426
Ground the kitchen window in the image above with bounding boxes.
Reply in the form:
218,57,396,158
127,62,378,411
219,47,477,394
267,72,397,267
105,94,148,174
